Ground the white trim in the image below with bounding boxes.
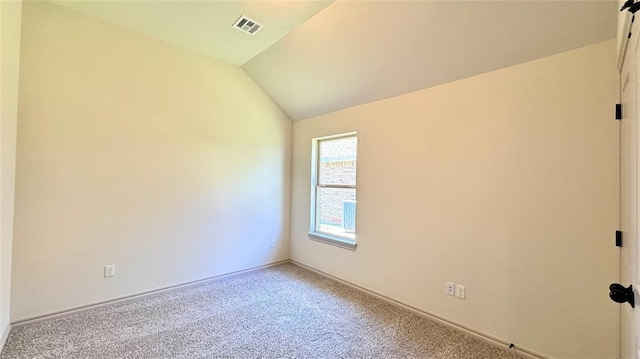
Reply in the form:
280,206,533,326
11,260,289,327
308,232,356,250
309,137,319,233
309,132,358,249
290,260,551,359
312,131,358,142
8,259,549,358
0,324,10,353
618,11,634,70
317,184,355,189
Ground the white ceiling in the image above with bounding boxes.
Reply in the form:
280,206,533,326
51,0,617,122
244,1,617,121
52,0,333,66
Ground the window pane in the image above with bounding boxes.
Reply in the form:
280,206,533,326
319,136,357,186
316,187,356,239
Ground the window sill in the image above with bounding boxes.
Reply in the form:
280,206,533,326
308,232,357,251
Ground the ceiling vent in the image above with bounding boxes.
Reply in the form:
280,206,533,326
232,15,263,36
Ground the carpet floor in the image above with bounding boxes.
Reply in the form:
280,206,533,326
1,263,516,359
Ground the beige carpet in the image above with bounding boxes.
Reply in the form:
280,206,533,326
1,263,516,358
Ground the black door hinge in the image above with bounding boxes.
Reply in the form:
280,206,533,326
617,230,623,247
621,0,640,14
616,104,622,120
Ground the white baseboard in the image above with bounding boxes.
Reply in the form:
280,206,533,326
0,324,10,354
12,260,289,327
290,260,550,359
10,259,550,359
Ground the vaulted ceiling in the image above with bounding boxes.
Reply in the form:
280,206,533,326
52,0,333,65
52,1,617,121
245,1,617,120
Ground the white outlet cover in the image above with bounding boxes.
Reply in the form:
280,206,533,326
445,282,455,296
104,265,115,278
456,284,466,299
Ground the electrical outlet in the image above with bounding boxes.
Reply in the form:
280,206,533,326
104,265,115,278
445,282,455,296
456,284,466,299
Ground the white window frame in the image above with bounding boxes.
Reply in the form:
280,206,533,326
308,132,357,250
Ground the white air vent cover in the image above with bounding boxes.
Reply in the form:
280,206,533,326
232,15,263,35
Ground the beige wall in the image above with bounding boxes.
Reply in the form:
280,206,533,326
291,40,618,358
0,0,22,345
5,1,620,357
11,1,291,321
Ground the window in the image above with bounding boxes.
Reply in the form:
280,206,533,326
309,133,357,250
